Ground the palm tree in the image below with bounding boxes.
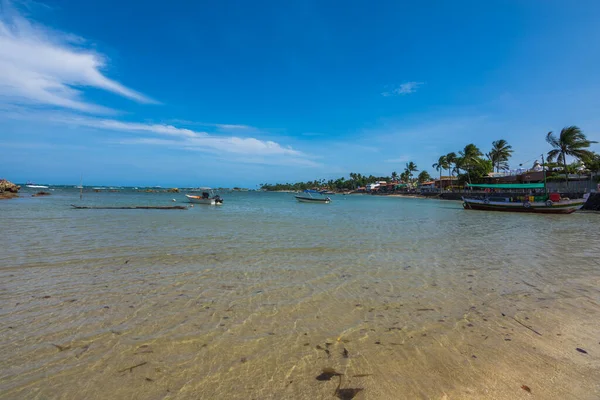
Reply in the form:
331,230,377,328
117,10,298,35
546,126,597,186
445,152,457,188
432,155,448,192
459,144,483,184
418,170,432,183
391,171,398,182
404,162,418,183
400,171,409,185
487,139,513,172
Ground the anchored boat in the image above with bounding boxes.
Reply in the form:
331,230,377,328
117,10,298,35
185,188,223,205
462,183,586,214
295,190,331,204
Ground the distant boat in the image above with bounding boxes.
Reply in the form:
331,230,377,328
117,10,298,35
295,190,331,204
185,188,223,205
462,183,586,214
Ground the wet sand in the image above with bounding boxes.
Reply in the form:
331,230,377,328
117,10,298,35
2,257,599,399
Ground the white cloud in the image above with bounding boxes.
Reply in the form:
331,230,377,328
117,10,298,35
382,81,424,96
168,120,256,131
214,123,253,131
0,1,155,113
53,114,313,159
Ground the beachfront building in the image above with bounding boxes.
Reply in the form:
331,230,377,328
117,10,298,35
418,181,437,192
366,181,395,193
433,176,458,191
482,161,596,192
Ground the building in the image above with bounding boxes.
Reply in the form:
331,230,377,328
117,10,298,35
418,181,436,192
433,176,458,190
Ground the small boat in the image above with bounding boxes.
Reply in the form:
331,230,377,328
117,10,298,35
295,190,331,203
185,188,223,205
462,183,587,214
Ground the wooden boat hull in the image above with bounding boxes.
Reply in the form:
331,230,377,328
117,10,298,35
295,196,331,203
462,197,584,214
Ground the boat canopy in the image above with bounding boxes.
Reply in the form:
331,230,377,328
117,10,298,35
304,189,321,193
466,183,544,189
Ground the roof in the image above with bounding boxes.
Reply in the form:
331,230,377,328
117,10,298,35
467,183,544,189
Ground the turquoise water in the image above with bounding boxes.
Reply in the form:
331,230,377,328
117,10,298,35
1,188,599,399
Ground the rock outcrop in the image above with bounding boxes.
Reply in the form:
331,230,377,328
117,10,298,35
0,179,20,199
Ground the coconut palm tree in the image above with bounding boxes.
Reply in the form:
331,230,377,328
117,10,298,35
432,155,448,191
404,162,418,183
546,126,597,186
391,171,398,182
400,171,410,187
459,144,483,184
445,152,457,186
487,139,513,172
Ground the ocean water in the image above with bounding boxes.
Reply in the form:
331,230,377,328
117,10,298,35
1,188,599,399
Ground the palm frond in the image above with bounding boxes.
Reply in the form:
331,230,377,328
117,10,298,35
546,149,561,162
546,132,560,148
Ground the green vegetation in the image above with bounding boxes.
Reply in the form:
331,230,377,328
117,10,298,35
404,162,418,183
546,126,598,186
260,174,390,192
487,139,513,172
582,152,600,178
417,171,432,183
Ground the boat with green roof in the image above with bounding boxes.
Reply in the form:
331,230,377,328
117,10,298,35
462,182,587,214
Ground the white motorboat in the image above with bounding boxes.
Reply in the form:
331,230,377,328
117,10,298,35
185,188,223,205
295,190,331,204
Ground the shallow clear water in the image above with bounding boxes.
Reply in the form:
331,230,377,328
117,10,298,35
1,189,599,399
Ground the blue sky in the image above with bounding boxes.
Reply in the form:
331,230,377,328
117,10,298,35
1,0,599,187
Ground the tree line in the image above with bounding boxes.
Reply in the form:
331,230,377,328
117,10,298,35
261,126,598,191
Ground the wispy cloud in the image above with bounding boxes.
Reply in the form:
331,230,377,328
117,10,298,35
382,81,424,97
49,114,316,161
167,120,256,132
0,1,156,113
